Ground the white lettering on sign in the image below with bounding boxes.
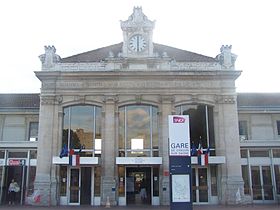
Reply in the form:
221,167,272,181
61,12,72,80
8,159,26,166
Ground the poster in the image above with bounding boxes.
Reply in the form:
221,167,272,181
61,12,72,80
172,174,190,202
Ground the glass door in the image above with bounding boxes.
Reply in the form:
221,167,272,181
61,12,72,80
69,168,80,205
192,168,208,203
251,166,273,201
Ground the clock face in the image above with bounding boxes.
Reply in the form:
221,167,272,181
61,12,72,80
129,35,146,52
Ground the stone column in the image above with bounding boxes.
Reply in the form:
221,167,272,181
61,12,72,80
101,95,118,206
159,95,173,205
215,95,244,204
34,95,57,206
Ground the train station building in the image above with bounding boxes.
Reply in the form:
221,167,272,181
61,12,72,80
0,7,279,206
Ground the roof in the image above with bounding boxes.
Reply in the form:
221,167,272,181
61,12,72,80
61,42,217,63
237,93,280,107
0,94,40,108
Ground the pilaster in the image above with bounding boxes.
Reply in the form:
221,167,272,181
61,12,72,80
33,94,62,206
101,95,118,206
159,95,174,205
215,95,245,204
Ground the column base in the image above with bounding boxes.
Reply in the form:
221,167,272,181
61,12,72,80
220,176,247,205
101,177,117,206
32,174,51,206
160,176,170,205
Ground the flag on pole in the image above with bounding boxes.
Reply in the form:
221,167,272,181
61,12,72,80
204,147,210,166
59,144,68,158
69,154,80,166
191,144,197,156
198,145,210,166
197,144,206,166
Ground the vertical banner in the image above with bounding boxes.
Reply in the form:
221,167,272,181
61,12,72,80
168,115,190,156
168,115,192,210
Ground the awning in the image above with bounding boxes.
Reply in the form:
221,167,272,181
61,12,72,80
52,156,100,165
191,156,225,165
116,157,162,165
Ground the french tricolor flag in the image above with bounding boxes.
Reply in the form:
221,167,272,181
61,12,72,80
69,154,80,166
197,145,209,166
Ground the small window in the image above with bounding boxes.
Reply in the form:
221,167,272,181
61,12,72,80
277,120,280,136
240,149,247,158
249,150,269,157
273,149,280,158
239,121,248,141
29,122,39,141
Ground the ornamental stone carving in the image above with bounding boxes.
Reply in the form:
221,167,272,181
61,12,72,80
120,7,155,31
39,45,61,69
40,95,56,105
215,95,236,104
102,95,119,103
216,45,237,70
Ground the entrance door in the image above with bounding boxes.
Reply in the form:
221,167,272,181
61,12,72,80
68,167,92,205
192,168,208,203
126,167,151,205
69,168,80,205
251,166,274,201
3,166,26,205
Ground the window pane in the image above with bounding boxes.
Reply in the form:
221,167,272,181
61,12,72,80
239,121,248,141
94,166,101,196
27,166,36,196
198,168,208,202
118,107,125,150
274,165,280,194
0,150,4,158
118,166,125,196
62,107,70,146
152,106,159,156
277,120,280,135
273,149,280,158
29,122,38,141
153,167,159,196
62,105,102,156
207,106,215,156
210,165,217,196
127,106,150,150
242,165,250,195
60,166,67,196
95,107,102,140
30,150,37,159
249,150,269,157
70,106,94,150
3,116,26,141
240,150,247,158
8,151,27,158
177,104,211,150
119,105,158,157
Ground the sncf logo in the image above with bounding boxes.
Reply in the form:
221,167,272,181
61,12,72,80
173,116,185,123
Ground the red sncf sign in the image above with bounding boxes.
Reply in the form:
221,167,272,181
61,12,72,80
173,116,185,123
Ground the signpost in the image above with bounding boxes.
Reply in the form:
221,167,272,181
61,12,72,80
168,115,192,210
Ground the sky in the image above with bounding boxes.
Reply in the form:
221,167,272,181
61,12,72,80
0,0,279,93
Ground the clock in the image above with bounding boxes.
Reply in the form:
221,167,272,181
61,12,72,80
129,34,146,52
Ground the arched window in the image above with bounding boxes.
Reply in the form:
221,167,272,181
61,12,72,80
175,104,215,154
118,105,158,157
62,105,102,157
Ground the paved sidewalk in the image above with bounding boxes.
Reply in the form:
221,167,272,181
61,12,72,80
0,204,279,210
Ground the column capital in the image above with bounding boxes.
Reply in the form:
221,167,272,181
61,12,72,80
40,95,63,105
215,95,236,104
160,95,175,103
102,95,119,103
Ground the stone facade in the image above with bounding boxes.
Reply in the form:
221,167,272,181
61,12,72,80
19,6,274,207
